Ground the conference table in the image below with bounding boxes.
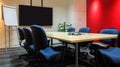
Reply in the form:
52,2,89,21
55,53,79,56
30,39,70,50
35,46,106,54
46,32,117,67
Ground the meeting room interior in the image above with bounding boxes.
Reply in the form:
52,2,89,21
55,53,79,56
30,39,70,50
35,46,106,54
0,0,120,67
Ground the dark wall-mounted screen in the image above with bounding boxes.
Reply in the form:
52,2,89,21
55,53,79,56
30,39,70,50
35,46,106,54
19,5,53,26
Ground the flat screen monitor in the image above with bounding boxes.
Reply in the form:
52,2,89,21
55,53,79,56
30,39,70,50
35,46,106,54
19,5,53,26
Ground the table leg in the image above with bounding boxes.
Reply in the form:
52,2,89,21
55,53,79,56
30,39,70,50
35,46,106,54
50,38,53,46
9,26,10,48
75,43,78,67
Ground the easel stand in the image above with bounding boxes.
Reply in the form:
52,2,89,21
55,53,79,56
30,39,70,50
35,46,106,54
2,5,19,52
4,25,18,52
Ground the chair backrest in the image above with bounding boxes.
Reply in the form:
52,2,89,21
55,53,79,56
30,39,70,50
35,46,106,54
79,27,90,33
18,28,25,40
18,28,25,46
23,28,33,47
30,25,48,52
67,27,75,32
117,31,120,47
100,29,118,45
108,27,116,29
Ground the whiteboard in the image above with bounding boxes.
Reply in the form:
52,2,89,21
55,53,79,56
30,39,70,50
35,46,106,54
2,5,18,26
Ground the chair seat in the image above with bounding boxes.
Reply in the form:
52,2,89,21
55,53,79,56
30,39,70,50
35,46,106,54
99,47,120,64
39,47,59,60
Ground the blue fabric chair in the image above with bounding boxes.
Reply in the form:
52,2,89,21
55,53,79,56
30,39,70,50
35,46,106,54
18,28,34,61
30,25,62,62
90,29,119,55
71,27,91,60
89,29,119,67
97,31,120,67
79,27,90,33
23,28,44,66
23,28,34,55
18,28,25,47
78,27,91,51
67,27,75,32
18,28,26,59
78,27,91,47
100,29,118,46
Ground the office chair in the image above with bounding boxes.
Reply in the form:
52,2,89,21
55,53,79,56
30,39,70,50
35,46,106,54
67,27,75,32
78,27,91,59
23,28,47,67
90,28,118,53
65,27,77,64
18,28,26,59
89,29,119,67
65,27,75,47
96,31,120,67
30,25,63,63
23,28,34,56
99,29,118,46
79,27,90,33
18,28,34,61
18,28,25,47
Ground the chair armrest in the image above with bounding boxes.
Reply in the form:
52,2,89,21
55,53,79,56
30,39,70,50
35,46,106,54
92,42,109,49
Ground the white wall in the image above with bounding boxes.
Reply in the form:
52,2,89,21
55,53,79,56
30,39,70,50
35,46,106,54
0,0,5,48
68,0,87,31
2,0,68,31
0,0,87,48
43,0,68,31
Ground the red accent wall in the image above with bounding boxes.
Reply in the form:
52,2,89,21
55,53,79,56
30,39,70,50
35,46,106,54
87,0,120,33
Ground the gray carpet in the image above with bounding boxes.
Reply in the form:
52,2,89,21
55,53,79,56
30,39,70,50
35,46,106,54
0,47,87,67
0,47,27,67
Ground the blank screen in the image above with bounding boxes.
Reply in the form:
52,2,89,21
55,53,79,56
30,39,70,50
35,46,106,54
19,5,53,26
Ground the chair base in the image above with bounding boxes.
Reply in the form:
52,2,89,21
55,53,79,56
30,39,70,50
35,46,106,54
26,62,66,67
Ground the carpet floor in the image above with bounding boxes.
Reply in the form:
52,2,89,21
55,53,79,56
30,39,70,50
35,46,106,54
0,47,88,67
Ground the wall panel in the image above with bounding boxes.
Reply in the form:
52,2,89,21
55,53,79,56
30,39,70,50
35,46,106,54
87,0,120,32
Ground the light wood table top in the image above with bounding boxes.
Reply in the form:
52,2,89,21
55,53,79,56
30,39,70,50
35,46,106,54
46,32,117,43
